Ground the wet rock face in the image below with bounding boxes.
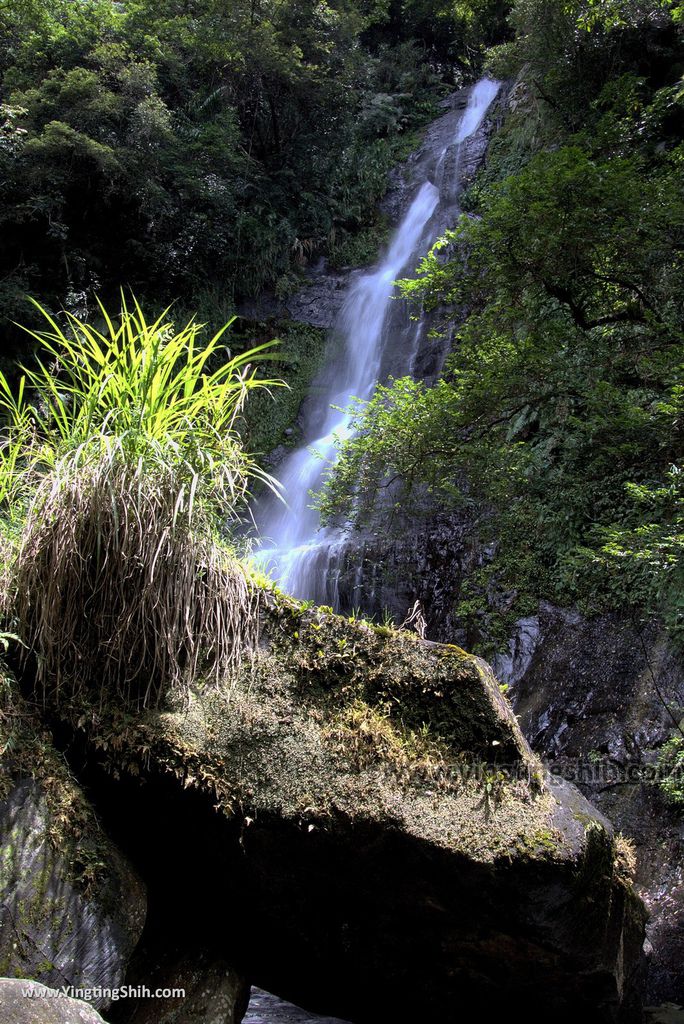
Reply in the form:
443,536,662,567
239,266,354,332
55,597,645,1024
379,87,494,224
284,272,351,331
322,511,476,631
496,603,684,1004
0,978,107,1023
244,989,349,1024
0,778,145,1010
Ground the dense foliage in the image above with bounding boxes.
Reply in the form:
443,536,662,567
322,0,684,650
659,735,684,803
3,0,683,657
0,0,490,353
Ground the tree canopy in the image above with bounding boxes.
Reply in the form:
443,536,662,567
0,0,478,352
321,0,684,650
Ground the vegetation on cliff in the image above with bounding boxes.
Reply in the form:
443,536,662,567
0,1,681,665
0,4,670,1017
322,0,684,651
0,0,496,355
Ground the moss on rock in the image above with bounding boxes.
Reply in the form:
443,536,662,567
37,589,647,1021
0,671,145,1006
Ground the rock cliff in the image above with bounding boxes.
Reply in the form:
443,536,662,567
494,604,684,1005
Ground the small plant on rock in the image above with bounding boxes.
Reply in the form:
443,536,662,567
658,735,684,806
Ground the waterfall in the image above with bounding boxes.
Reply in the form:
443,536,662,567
253,79,500,606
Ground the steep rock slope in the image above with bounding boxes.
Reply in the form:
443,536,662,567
495,605,684,1004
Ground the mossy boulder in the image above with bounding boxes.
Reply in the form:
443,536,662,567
0,679,146,1010
49,595,646,1023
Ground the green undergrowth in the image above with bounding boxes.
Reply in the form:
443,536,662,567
321,0,684,654
657,735,684,805
328,218,392,271
327,124,430,270
0,668,112,892
460,77,564,211
237,319,328,456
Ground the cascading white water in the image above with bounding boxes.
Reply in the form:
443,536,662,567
455,78,499,141
253,79,500,605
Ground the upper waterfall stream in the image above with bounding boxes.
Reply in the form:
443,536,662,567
253,79,500,607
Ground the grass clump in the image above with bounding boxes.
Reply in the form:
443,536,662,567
324,697,449,783
0,295,282,709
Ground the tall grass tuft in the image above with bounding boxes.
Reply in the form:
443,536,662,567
0,295,282,708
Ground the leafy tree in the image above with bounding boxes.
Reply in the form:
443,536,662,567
0,0,456,354
321,73,684,648
487,0,682,127
367,0,511,75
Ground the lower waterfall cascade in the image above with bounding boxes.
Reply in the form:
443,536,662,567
253,78,500,607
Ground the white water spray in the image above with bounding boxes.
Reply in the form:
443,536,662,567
253,79,500,604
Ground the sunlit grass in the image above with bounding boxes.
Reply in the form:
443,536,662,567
0,294,284,708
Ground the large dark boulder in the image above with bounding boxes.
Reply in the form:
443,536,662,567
54,595,645,1024
0,675,251,1024
0,683,146,1010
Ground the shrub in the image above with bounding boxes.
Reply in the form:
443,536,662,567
0,296,282,708
658,735,684,806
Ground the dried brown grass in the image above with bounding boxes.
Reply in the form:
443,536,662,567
14,460,259,709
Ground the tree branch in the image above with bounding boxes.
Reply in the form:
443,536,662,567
542,280,646,330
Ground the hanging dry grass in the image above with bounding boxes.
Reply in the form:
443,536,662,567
0,295,284,709
15,459,259,709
